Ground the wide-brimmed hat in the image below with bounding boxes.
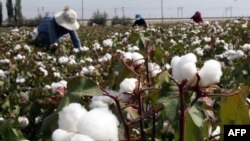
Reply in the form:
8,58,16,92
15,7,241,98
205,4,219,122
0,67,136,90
55,6,80,30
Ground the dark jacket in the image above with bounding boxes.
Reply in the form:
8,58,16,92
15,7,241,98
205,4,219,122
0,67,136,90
34,16,81,48
132,18,147,28
191,11,203,24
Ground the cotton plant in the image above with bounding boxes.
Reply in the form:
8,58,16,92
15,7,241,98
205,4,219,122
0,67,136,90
92,42,103,51
98,53,112,63
0,59,11,64
0,69,8,79
241,43,250,52
171,53,222,87
103,38,113,47
80,65,95,75
18,116,29,128
14,54,26,61
148,62,162,77
127,45,140,52
16,76,26,84
208,126,221,140
122,52,145,67
52,102,119,141
51,80,67,95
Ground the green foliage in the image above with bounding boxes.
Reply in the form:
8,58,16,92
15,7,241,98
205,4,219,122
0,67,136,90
14,0,23,26
111,16,132,26
6,0,14,22
88,9,108,26
220,85,250,125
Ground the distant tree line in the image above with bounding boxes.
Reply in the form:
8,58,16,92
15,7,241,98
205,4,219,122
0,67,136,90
0,2,132,27
0,1,2,26
0,0,23,27
88,9,132,26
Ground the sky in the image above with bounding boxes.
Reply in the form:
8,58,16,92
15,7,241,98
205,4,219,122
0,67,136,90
1,0,250,20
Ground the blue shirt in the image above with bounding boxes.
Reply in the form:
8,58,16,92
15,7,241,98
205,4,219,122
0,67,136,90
36,16,81,48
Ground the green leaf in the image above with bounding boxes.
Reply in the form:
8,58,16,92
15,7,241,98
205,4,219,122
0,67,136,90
0,81,4,87
0,120,25,141
128,32,139,44
154,71,170,88
189,106,204,128
184,112,202,141
158,97,179,128
220,85,250,124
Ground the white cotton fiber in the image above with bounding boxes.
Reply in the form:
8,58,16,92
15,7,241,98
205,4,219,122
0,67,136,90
58,103,87,132
119,78,138,94
70,134,94,141
52,129,74,141
77,108,119,141
180,62,197,82
172,53,197,82
132,52,145,66
89,100,109,109
199,60,222,87
170,56,180,69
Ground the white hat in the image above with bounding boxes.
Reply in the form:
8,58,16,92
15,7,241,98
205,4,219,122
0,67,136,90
55,6,80,30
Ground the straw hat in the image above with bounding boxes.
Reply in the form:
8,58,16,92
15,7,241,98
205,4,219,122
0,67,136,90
55,6,80,30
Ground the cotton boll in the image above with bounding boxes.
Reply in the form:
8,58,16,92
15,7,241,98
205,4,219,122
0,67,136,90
89,100,109,109
172,53,197,82
199,60,222,87
235,50,244,58
123,52,133,61
209,126,220,140
132,52,145,66
181,53,197,64
52,129,74,141
58,103,87,132
18,116,29,128
180,62,197,83
92,95,114,105
119,78,138,94
77,108,119,141
71,134,94,141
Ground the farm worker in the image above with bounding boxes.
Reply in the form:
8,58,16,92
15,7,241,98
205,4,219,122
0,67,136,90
32,6,82,49
132,14,148,28
191,11,203,24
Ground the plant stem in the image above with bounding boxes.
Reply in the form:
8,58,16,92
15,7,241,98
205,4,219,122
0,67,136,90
179,81,187,141
138,92,145,140
152,113,156,141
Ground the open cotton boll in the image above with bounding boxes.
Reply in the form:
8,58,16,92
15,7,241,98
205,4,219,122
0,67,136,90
58,103,87,132
52,129,74,141
181,53,197,64
170,58,178,67
199,60,222,87
132,52,145,66
119,78,138,94
123,52,133,61
89,100,109,109
172,53,197,82
77,108,119,141
92,95,114,105
209,126,221,140
180,62,197,83
71,134,94,141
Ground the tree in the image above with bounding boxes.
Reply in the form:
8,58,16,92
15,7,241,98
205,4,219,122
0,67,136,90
0,1,3,26
88,9,108,26
111,16,132,26
14,0,23,26
6,0,14,23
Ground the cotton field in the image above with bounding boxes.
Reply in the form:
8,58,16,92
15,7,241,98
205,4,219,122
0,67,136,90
0,19,250,141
